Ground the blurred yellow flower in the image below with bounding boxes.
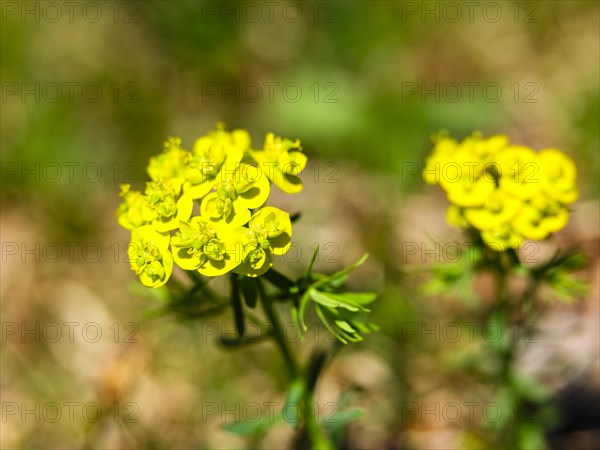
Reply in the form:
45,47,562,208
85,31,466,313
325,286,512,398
425,132,578,251
495,146,542,200
538,148,578,204
464,189,520,230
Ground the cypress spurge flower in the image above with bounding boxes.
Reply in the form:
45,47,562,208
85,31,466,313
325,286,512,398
234,207,292,277
248,132,307,193
117,125,310,287
117,180,193,233
200,163,270,227
148,137,189,189
117,184,157,230
184,124,250,199
128,226,173,288
171,217,243,277
145,180,193,232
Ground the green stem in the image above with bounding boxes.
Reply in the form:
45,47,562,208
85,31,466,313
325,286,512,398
257,279,334,449
304,398,334,450
256,278,299,379
304,350,334,450
518,276,538,327
494,254,518,446
495,258,512,374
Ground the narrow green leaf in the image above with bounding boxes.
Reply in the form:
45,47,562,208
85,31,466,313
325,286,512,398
310,289,357,310
326,253,369,285
309,289,370,313
328,274,349,288
297,290,312,332
324,292,375,310
339,292,377,305
304,244,319,279
335,320,356,333
322,306,379,342
315,304,348,344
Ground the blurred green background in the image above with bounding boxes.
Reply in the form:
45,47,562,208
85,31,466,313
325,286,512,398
1,1,599,448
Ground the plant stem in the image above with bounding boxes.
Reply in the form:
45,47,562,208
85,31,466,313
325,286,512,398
494,255,518,446
304,397,335,450
256,278,299,379
304,350,335,450
257,278,334,449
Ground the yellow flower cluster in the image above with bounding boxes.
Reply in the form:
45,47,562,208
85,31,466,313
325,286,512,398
424,132,578,251
117,124,307,287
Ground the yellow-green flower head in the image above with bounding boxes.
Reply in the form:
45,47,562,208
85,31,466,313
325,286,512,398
495,146,543,200
248,132,307,194
128,226,173,288
184,123,250,199
145,180,193,232
117,184,157,230
423,133,509,187
538,149,579,204
234,207,292,277
171,217,243,277
423,134,457,185
444,140,500,207
511,195,570,241
445,205,469,229
425,132,578,251
464,189,521,230
445,176,496,208
425,134,507,208
117,124,309,286
147,137,190,189
470,133,509,161
200,163,270,227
